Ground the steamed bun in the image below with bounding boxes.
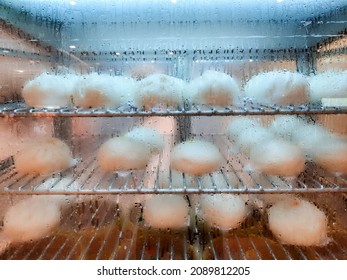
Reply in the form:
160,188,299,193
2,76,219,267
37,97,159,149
2,195,62,243
291,123,332,157
14,137,75,175
249,139,305,177
22,73,76,108
194,173,249,231
134,73,186,109
171,140,223,175
187,70,239,106
198,194,249,231
142,195,189,229
235,126,273,156
285,121,347,174
309,71,347,103
244,71,309,105
73,73,136,107
227,117,260,141
269,115,307,141
97,137,151,172
268,197,329,246
125,126,164,153
311,137,347,174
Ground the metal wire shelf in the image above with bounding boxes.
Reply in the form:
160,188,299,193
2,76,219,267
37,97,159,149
1,101,346,118
0,149,346,195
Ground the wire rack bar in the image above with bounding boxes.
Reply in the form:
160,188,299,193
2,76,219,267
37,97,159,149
1,102,347,118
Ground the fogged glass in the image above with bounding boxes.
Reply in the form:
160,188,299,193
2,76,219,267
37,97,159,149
0,0,346,260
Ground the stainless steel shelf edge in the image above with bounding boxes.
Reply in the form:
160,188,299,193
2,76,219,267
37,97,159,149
1,156,346,195
1,102,346,117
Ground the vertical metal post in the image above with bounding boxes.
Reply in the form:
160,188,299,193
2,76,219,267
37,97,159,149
53,117,73,147
296,47,317,76
175,55,192,142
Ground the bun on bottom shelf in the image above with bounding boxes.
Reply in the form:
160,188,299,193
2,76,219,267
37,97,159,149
0,192,344,260
142,195,190,230
267,197,329,247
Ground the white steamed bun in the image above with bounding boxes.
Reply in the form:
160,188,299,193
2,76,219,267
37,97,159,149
269,115,307,141
235,126,273,156
171,140,223,175
2,195,62,243
73,73,136,107
194,173,249,230
249,138,305,177
187,70,240,106
124,126,164,154
14,137,75,175
97,136,151,172
268,197,329,246
227,117,260,141
134,73,186,109
244,71,309,105
311,137,347,174
142,195,189,229
22,73,77,108
291,123,332,157
309,71,347,103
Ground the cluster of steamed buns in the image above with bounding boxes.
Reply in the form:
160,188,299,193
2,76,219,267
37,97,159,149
242,70,347,105
270,116,347,175
21,70,347,108
22,72,138,108
197,190,329,247
21,70,242,109
14,127,226,176
10,103,345,249
227,115,347,177
8,126,333,247
5,68,346,254
0,183,330,250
